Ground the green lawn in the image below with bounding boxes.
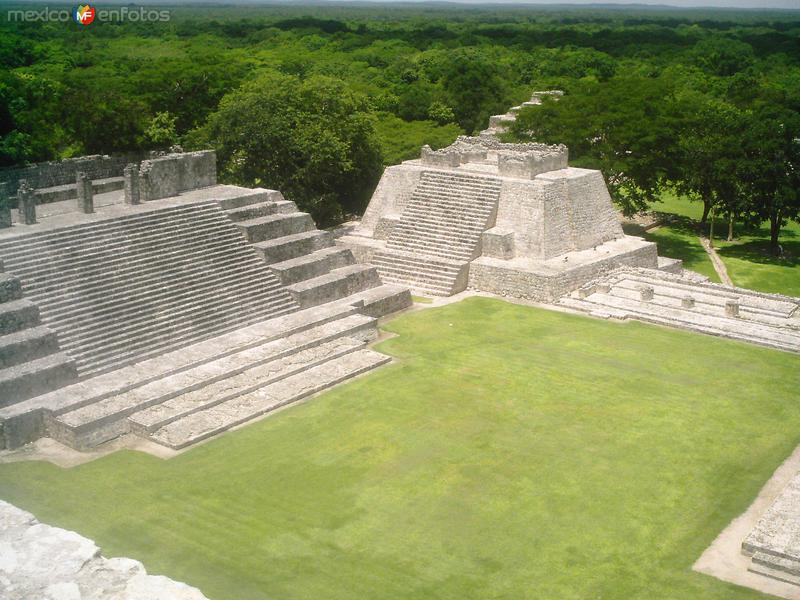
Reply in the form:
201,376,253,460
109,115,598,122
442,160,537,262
2,298,799,600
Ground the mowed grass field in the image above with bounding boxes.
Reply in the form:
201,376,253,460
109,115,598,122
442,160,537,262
1,298,799,600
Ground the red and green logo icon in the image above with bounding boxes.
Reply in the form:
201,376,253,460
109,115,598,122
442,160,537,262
73,5,96,25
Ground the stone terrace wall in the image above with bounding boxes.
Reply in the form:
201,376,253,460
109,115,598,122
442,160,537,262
0,153,143,198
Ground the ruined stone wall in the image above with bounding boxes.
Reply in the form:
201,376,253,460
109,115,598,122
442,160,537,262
469,242,658,302
0,154,141,198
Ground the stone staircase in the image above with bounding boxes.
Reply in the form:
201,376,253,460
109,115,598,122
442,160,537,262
0,262,77,407
0,302,388,451
559,268,800,353
373,171,502,296
218,189,411,317
0,203,299,379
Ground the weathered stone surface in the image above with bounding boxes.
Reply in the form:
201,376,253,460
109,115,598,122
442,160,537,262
742,471,800,586
16,181,36,225
559,267,800,353
0,500,209,599
75,172,94,214
0,183,11,229
123,164,140,206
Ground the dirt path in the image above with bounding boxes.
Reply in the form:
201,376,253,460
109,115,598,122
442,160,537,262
699,235,735,287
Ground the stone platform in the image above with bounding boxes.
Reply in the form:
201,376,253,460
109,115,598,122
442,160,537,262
339,135,661,299
0,151,410,452
743,472,800,586
559,267,800,353
0,500,208,599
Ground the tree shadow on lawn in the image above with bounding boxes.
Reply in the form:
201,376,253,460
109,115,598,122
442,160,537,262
717,238,799,267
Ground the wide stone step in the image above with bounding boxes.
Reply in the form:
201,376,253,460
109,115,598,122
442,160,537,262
0,274,22,304
405,196,496,216
392,215,488,237
0,300,40,335
216,189,280,210
748,554,800,586
563,293,800,352
619,272,799,316
269,246,355,285
338,284,412,319
0,204,219,257
224,201,282,222
252,230,333,264
376,272,453,296
375,265,457,288
6,214,238,282
0,325,59,369
606,284,799,329
372,254,464,279
413,186,501,203
373,249,465,271
45,260,278,329
60,282,293,362
0,352,77,408
287,264,381,309
61,296,297,375
389,227,482,249
236,212,315,243
51,314,376,448
386,239,475,261
149,348,391,450
33,246,265,317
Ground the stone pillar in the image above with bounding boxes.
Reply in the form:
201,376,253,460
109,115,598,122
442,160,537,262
17,180,37,225
0,182,11,229
725,299,740,318
138,162,151,202
75,172,94,214
640,285,654,301
123,163,140,205
681,296,695,309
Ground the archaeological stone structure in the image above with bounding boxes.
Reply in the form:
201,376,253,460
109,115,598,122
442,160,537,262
0,500,209,599
0,149,410,452
338,91,800,356
742,472,800,587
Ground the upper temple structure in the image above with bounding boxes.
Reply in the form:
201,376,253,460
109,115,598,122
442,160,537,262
338,133,669,300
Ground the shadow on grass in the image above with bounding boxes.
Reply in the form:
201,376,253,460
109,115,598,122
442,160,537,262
718,239,799,267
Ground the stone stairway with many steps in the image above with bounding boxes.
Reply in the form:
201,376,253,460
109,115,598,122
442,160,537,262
0,302,388,451
217,188,411,317
372,170,502,296
558,268,800,353
0,262,77,407
0,202,300,379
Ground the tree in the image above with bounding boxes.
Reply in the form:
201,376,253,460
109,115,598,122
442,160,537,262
195,72,383,226
669,92,747,238
511,76,675,215
738,107,800,255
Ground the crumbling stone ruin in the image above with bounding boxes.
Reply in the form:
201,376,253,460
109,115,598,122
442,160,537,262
0,149,410,452
0,500,209,599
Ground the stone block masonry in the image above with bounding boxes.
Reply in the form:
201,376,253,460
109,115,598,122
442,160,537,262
123,163,140,205
0,183,10,229
16,180,36,225
75,171,94,214
0,500,209,599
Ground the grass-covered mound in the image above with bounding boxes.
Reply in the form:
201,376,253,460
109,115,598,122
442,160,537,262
1,298,798,599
